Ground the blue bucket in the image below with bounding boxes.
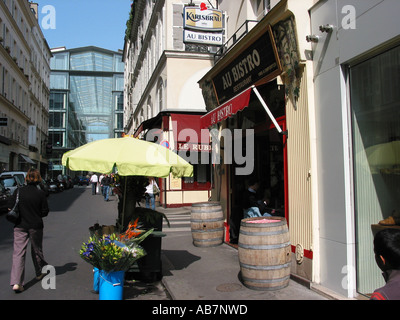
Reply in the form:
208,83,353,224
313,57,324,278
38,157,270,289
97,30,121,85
99,270,125,300
93,268,100,293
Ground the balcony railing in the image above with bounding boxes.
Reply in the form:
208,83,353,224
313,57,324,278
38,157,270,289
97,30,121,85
214,20,258,63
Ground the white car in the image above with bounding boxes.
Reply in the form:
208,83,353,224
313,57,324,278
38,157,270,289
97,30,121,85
0,171,27,185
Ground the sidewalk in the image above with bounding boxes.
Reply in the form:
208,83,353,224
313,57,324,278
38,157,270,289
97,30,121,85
132,206,331,301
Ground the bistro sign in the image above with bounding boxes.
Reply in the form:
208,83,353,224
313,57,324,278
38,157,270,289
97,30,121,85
212,25,282,104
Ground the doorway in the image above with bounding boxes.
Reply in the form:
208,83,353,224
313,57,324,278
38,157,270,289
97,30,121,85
229,116,287,243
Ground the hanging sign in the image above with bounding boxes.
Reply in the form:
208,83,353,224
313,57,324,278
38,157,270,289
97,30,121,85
183,7,223,31
212,25,282,105
184,30,223,46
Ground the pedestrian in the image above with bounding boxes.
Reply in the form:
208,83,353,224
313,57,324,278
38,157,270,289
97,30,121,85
145,177,159,210
370,228,400,300
101,174,111,201
242,177,271,218
90,173,98,195
99,173,104,194
9,168,49,293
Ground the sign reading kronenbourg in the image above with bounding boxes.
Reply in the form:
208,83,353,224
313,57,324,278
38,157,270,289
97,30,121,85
184,30,223,46
184,7,223,31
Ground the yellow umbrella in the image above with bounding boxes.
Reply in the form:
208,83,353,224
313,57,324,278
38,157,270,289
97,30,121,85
62,136,193,228
62,136,193,178
365,140,400,170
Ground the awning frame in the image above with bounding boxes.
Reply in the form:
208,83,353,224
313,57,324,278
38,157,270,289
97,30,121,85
201,85,287,136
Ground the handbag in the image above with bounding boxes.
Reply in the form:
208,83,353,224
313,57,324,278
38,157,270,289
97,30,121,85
153,183,160,195
6,189,20,224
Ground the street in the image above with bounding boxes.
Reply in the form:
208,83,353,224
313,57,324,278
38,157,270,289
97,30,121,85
0,185,122,300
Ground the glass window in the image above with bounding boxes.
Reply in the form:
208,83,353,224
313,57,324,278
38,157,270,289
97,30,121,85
49,112,64,128
50,92,66,110
70,51,113,71
50,52,69,70
351,45,400,296
50,73,68,90
49,131,64,147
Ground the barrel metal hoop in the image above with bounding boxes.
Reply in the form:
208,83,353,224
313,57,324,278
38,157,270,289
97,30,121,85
191,227,224,233
193,237,223,242
239,262,291,271
241,275,290,284
238,241,290,250
191,208,222,214
191,218,223,223
239,229,287,236
241,221,285,228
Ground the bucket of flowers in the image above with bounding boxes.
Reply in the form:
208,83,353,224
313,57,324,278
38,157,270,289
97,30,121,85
80,218,153,300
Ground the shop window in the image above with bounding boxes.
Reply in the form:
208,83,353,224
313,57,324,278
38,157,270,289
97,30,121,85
182,153,212,190
350,45,400,296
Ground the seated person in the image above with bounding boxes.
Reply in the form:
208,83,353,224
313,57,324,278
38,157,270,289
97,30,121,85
242,178,272,219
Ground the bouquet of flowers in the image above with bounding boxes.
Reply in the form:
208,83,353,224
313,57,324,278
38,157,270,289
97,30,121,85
80,220,153,273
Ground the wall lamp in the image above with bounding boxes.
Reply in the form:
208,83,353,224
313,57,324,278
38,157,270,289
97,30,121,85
306,35,319,43
319,24,334,33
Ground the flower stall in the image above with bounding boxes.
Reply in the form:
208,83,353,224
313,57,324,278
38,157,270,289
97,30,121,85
80,219,153,300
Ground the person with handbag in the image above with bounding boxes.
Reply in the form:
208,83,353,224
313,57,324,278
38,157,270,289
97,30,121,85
8,168,49,293
145,177,159,210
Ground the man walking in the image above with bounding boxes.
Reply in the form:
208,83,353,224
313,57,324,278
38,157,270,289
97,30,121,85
90,173,98,195
101,174,111,201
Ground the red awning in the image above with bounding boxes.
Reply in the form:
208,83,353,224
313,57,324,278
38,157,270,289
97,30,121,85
200,86,253,128
170,114,210,151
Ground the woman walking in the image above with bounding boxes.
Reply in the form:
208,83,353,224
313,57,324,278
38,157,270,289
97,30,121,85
145,177,159,210
9,168,49,293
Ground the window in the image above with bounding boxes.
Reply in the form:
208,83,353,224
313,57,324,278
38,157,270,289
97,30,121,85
49,112,64,128
157,79,163,113
351,45,400,296
50,92,66,110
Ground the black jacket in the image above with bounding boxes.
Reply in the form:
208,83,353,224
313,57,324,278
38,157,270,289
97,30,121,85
9,184,49,229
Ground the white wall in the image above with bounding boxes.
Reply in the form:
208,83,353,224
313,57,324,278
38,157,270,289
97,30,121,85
311,0,400,297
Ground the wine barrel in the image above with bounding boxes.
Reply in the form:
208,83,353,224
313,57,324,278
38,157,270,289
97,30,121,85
238,217,291,291
191,202,224,247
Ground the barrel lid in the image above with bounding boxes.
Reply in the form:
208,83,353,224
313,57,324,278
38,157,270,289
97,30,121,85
241,217,286,226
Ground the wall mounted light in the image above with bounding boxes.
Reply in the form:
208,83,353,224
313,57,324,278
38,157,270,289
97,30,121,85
319,24,334,33
306,35,319,43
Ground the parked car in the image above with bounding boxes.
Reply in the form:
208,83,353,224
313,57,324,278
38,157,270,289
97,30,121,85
0,171,26,185
0,176,22,195
79,176,90,186
0,183,12,214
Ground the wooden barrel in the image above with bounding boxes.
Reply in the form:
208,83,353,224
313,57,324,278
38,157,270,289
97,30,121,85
238,217,291,291
191,202,224,247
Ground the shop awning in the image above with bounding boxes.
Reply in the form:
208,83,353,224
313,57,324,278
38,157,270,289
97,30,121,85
19,154,35,164
200,87,252,129
201,85,286,135
171,113,211,151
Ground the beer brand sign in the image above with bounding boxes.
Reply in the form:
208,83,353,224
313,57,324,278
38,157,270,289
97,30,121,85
184,7,223,31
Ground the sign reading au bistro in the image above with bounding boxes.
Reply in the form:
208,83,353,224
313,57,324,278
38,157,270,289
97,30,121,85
212,25,282,105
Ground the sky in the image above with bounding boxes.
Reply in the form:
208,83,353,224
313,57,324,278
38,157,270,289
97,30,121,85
36,0,133,52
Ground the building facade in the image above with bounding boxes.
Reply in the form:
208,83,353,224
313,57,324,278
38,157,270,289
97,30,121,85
199,0,317,291
310,0,400,298
49,46,124,177
123,0,220,207
0,0,51,176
